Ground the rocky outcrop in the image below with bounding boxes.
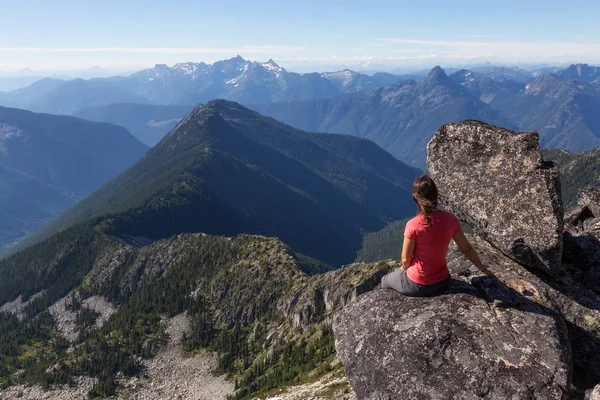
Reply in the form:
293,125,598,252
281,261,396,330
447,235,600,395
334,282,571,400
428,120,564,274
587,385,600,400
443,232,600,397
576,187,600,217
335,120,600,399
563,187,600,295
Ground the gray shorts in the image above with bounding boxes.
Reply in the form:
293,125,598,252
381,269,451,297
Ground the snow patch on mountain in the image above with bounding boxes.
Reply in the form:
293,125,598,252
0,124,23,140
173,62,199,75
322,70,358,86
262,59,284,78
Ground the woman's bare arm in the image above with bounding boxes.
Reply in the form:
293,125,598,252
401,237,416,269
452,228,496,277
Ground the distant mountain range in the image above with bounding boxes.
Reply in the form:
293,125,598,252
0,106,147,252
24,101,420,265
256,64,600,167
451,66,600,152
2,59,599,168
0,57,414,115
0,76,43,92
254,67,512,168
554,63,600,83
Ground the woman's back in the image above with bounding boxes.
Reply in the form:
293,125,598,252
405,209,460,285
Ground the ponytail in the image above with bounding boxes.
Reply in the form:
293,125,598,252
412,175,439,227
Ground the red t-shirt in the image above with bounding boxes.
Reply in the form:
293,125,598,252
404,210,461,285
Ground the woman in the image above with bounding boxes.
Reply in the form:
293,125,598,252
381,174,495,297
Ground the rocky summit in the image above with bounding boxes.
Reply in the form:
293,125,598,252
428,120,564,274
335,120,600,400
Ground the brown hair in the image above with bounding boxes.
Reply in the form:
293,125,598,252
412,174,438,226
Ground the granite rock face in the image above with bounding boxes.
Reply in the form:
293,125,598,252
334,283,571,400
448,234,600,394
427,120,564,274
578,188,600,218
587,385,600,400
564,187,600,295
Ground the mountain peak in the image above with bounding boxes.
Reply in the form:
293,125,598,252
428,66,446,79
555,63,600,82
261,59,284,75
423,66,453,87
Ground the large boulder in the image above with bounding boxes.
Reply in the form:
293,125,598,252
427,120,564,274
448,234,600,393
587,385,600,400
334,280,571,400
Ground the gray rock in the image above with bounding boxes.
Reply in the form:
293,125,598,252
587,385,600,400
334,282,571,400
563,187,600,295
448,234,600,395
427,120,564,274
579,188,600,218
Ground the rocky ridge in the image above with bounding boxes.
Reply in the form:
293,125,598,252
0,231,389,399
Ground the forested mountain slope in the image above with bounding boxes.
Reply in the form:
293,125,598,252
499,74,600,151
0,106,147,252
24,100,419,265
544,147,600,206
0,225,392,398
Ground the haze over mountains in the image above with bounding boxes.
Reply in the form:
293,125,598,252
2,57,599,168
0,58,599,249
0,57,398,115
74,104,192,146
259,63,600,167
0,106,147,252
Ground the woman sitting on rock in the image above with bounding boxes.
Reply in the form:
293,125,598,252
381,174,494,297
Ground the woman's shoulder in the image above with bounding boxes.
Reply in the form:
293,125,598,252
437,209,457,219
406,214,424,227
436,210,461,226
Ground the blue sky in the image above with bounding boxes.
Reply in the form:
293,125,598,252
1,0,599,74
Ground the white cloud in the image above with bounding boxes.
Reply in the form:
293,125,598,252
375,37,600,62
1,38,600,74
0,46,306,54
